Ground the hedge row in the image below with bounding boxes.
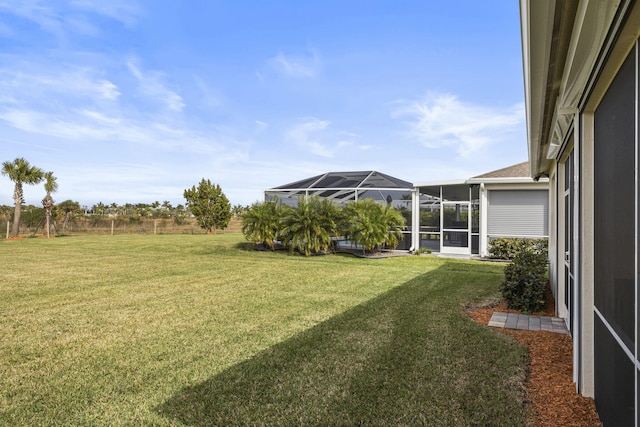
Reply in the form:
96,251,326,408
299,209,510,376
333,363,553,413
488,237,548,260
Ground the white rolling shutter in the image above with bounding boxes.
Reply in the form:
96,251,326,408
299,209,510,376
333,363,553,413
487,190,548,237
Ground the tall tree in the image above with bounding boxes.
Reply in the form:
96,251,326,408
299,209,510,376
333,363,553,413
57,200,81,230
232,204,246,217
41,171,58,238
1,158,44,237
93,202,107,216
110,203,120,217
183,179,231,233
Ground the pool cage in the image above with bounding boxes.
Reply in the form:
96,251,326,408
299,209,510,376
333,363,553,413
264,171,414,250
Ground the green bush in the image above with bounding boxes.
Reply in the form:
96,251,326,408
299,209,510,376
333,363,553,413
340,199,405,253
279,196,338,256
414,247,432,255
488,237,548,260
501,249,547,313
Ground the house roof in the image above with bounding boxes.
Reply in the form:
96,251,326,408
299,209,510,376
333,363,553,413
415,162,545,188
472,161,531,179
467,161,545,184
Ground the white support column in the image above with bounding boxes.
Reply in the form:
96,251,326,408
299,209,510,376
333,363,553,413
479,183,488,256
580,110,595,398
411,189,419,251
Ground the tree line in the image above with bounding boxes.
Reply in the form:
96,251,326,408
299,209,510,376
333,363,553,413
80,200,246,219
1,158,240,237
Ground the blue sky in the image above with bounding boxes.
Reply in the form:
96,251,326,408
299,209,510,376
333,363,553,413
0,1,526,208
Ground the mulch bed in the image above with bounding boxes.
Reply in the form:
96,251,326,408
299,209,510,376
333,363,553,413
466,286,602,426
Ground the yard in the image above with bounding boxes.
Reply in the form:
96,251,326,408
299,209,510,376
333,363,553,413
1,234,530,426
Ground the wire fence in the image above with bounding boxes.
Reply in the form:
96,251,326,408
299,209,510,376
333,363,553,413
4,216,242,238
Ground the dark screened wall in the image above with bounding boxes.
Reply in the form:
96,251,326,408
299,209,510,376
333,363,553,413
594,45,637,426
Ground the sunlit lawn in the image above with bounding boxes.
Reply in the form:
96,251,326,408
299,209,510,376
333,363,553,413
0,234,528,426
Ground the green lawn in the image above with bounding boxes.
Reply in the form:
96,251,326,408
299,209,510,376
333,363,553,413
0,234,529,426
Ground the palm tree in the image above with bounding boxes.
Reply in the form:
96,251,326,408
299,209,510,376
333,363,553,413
41,172,58,238
241,200,280,250
279,196,338,256
110,203,120,217
57,200,81,231
341,199,405,253
1,158,44,237
380,202,406,249
93,202,107,217
232,204,246,217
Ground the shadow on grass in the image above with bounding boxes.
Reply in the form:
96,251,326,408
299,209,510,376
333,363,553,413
233,241,258,251
157,262,528,426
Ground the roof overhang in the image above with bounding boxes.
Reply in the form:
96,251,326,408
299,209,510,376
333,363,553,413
466,176,547,185
520,0,622,177
415,176,547,188
413,179,467,188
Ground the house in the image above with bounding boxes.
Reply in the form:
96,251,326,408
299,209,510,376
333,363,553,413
520,0,640,424
412,162,549,257
264,166,548,256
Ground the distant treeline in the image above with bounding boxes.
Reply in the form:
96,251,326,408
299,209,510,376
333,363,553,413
0,200,245,236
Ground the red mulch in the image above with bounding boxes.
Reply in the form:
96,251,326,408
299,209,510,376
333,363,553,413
466,286,601,426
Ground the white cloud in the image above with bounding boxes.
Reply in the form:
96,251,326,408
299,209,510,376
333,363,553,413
69,0,141,26
0,59,229,160
193,76,223,109
64,14,100,37
45,161,184,205
393,93,524,157
285,118,367,158
0,65,120,103
0,1,66,41
127,59,185,112
98,79,120,100
286,118,333,157
268,49,321,78
79,109,120,124
0,0,141,41
254,120,269,134
0,107,222,155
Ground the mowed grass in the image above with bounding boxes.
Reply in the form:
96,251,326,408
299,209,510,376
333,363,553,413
0,234,529,426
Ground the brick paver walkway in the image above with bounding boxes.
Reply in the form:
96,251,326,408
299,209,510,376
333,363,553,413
488,312,569,334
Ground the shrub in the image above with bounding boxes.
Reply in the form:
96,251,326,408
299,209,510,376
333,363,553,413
501,249,547,313
414,247,432,255
279,196,338,256
241,200,280,250
340,199,406,253
488,237,548,260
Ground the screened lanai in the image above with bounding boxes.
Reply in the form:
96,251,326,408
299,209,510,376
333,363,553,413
411,162,549,256
264,171,414,249
411,182,481,255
